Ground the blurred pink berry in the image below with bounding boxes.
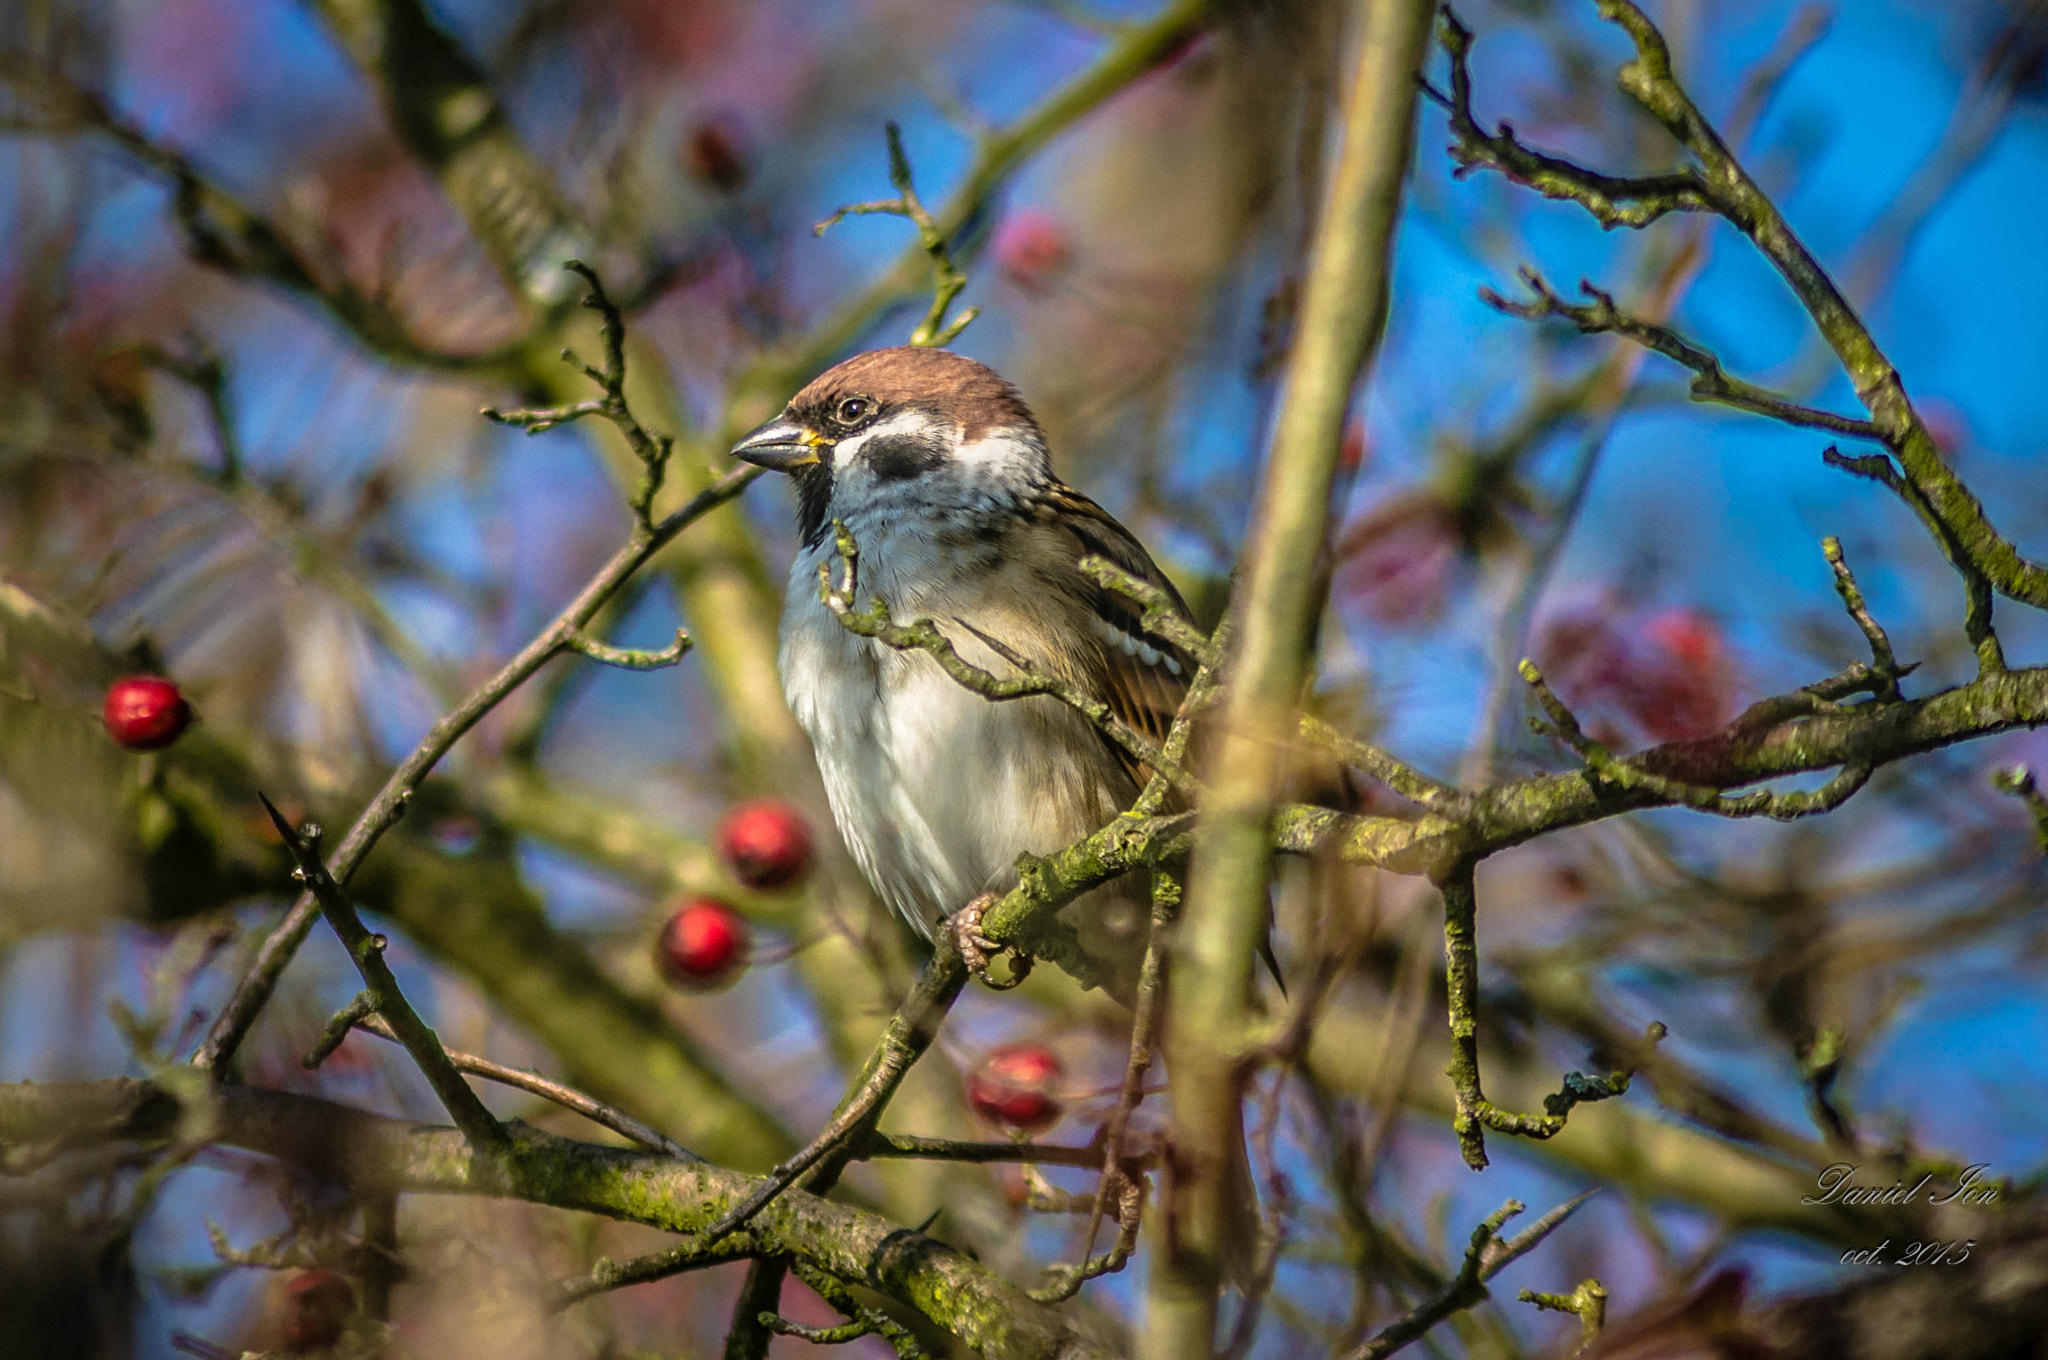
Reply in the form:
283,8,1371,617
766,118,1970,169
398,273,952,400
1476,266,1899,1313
1534,598,1737,746
1334,492,1461,628
992,209,1072,293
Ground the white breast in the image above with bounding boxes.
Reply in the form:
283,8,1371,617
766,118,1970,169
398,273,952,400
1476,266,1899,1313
778,528,1121,937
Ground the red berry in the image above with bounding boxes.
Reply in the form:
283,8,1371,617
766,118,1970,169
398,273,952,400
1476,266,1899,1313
656,898,750,989
966,1043,1065,1135
717,799,813,890
282,1270,354,1352
102,675,192,750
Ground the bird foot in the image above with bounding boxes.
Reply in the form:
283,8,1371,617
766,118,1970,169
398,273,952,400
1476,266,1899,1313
951,893,1032,990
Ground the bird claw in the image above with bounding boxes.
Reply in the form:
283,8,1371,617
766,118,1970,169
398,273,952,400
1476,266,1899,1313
951,893,1032,990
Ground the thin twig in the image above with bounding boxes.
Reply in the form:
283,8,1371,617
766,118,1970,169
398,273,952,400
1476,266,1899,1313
257,796,508,1155
699,942,969,1245
193,290,756,1074
814,122,979,347
344,1014,698,1160
1484,269,1880,440
1342,1192,1597,1360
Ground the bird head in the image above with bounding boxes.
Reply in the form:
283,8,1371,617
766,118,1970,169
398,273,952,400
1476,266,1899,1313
731,347,1052,548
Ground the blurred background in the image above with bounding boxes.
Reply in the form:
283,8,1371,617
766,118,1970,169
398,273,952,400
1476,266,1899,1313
3,0,2047,1355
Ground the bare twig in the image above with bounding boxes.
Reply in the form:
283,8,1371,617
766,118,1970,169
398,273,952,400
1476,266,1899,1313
1520,660,1878,823
1438,858,1661,1168
1033,870,1176,1303
1421,9,1712,228
257,796,508,1155
761,1260,931,1359
1822,537,1903,700
1484,269,1880,439
343,1014,698,1160
484,261,673,525
1518,1277,1609,1354
698,942,969,1245
1342,1192,1597,1360
814,122,979,347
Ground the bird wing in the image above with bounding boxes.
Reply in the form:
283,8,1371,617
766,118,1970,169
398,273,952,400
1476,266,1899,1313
1022,482,1203,801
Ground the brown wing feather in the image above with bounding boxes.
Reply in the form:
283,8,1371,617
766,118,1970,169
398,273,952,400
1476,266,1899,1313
1025,482,1201,804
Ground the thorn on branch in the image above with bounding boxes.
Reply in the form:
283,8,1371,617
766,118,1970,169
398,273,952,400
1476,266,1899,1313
1821,537,1903,699
814,122,979,347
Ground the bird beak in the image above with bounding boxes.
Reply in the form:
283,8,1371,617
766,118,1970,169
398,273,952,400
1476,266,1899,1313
731,416,824,470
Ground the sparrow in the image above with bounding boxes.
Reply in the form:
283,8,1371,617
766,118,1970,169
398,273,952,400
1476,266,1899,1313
734,346,1271,1282
730,345,1196,1003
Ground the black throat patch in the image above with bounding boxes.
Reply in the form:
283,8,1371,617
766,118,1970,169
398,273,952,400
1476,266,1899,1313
793,459,835,549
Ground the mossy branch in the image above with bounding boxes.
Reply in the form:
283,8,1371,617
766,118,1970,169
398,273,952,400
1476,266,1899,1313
0,1080,1112,1360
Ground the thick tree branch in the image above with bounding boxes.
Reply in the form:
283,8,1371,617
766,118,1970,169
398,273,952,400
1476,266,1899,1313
0,1080,1112,1360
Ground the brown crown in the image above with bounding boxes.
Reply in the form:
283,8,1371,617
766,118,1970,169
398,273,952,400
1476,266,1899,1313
790,347,1043,443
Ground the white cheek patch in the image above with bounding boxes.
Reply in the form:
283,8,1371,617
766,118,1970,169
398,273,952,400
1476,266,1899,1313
954,429,1051,482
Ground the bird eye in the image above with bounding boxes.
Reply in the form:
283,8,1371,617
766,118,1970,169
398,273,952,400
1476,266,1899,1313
834,397,871,427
